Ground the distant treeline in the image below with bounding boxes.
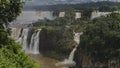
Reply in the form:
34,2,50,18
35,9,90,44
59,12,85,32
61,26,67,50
23,1,120,12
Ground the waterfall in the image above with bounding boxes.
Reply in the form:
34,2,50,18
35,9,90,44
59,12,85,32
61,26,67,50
75,12,81,19
29,29,41,54
11,28,22,40
11,28,24,45
68,32,82,61
55,32,83,68
68,47,77,61
10,28,41,54
18,29,29,52
33,30,41,54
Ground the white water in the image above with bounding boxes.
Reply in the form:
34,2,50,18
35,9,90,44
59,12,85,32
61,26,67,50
11,28,22,40
75,12,81,19
22,29,29,51
11,28,28,51
29,32,35,53
29,29,41,54
55,32,83,68
68,32,83,61
33,30,41,54
10,28,41,54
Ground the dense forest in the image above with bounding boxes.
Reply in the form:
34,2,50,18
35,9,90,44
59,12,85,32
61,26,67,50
24,1,120,12
75,13,120,68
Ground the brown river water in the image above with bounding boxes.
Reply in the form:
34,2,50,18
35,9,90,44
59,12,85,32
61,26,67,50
29,54,61,68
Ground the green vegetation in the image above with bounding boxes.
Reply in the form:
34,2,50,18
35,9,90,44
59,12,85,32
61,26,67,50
0,0,40,68
36,1,120,12
0,39,39,68
33,7,120,67
75,13,120,68
39,28,74,59
1,0,120,67
80,13,120,61
32,10,88,60
0,0,23,23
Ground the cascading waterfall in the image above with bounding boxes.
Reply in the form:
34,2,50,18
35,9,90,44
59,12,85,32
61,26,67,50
68,32,83,60
21,29,30,52
10,28,41,54
33,29,41,54
11,28,22,40
55,32,83,68
29,29,41,54
12,28,30,52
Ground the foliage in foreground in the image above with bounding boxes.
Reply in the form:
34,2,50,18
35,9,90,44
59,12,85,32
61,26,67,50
0,38,40,68
0,0,40,68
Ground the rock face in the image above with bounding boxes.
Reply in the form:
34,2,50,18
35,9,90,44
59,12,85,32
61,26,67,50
74,47,120,68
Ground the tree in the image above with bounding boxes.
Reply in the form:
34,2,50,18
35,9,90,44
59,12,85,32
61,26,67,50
0,0,23,45
80,13,120,61
0,0,23,23
0,0,40,68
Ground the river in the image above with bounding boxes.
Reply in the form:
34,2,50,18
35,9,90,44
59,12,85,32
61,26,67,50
29,54,60,68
